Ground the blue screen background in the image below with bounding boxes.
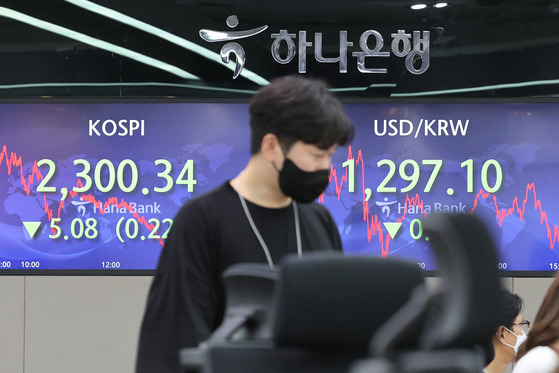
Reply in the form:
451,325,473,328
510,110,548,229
1,102,558,271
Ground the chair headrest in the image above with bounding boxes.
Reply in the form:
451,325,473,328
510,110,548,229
223,263,278,309
273,252,425,351
219,263,278,340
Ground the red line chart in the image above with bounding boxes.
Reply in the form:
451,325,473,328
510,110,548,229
323,146,559,256
1,145,163,245
3,143,559,254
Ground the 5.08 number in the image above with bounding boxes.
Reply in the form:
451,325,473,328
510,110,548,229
49,218,98,239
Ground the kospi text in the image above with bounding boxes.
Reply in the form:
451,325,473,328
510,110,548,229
88,119,145,136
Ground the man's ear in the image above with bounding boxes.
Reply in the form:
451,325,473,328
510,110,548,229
260,133,281,163
496,326,507,342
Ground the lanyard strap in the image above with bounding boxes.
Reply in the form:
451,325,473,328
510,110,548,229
238,194,301,269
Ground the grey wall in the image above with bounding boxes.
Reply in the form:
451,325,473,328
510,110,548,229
0,276,152,373
0,276,553,373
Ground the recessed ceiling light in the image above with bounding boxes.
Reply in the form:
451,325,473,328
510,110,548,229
411,3,428,10
434,2,448,8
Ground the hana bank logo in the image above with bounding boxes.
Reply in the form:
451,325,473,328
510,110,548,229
200,15,268,79
199,15,432,79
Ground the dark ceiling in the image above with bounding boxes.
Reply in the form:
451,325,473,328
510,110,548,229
0,0,558,98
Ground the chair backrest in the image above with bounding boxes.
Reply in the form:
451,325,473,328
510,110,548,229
273,252,426,351
181,253,427,373
419,213,503,350
351,213,503,373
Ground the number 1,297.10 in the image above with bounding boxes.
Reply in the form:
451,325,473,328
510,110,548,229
342,158,503,194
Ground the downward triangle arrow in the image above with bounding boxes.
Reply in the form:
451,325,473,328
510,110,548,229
383,222,402,239
23,222,42,239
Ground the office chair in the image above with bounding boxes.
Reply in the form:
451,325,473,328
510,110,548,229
181,253,426,373
353,212,503,373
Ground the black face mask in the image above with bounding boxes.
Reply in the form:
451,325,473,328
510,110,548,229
278,158,330,203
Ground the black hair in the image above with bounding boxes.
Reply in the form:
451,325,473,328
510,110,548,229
248,75,354,154
517,272,559,360
496,288,524,331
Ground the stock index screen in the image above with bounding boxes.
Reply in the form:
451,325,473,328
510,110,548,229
1,101,558,274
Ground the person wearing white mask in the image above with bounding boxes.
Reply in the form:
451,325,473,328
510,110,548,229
483,289,528,373
513,273,559,373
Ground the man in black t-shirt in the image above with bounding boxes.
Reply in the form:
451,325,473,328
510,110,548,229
135,75,355,373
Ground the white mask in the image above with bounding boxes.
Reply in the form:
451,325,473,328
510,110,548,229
503,327,528,355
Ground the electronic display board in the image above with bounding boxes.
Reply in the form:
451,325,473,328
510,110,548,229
1,101,557,274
